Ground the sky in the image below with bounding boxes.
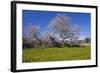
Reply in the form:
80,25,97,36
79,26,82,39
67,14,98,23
22,10,91,39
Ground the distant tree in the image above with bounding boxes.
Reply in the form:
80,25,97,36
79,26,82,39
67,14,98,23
24,24,41,48
25,24,39,40
42,32,54,48
49,14,70,47
68,26,80,46
23,37,27,49
85,37,91,43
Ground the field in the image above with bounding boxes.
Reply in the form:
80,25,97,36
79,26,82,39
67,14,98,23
22,47,91,63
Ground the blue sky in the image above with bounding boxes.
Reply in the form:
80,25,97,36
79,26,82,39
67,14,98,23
22,10,91,39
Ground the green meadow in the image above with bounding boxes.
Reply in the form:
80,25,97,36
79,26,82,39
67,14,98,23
22,46,91,63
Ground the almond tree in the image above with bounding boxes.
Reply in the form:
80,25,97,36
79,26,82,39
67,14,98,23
26,24,39,42
68,26,80,46
49,14,70,47
23,24,41,48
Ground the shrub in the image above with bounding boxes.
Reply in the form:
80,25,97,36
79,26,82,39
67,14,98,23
67,42,80,47
53,42,61,48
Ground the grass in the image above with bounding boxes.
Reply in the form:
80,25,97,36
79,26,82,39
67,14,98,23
22,46,91,63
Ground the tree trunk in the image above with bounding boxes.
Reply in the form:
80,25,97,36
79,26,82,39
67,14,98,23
61,38,65,47
70,38,73,47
